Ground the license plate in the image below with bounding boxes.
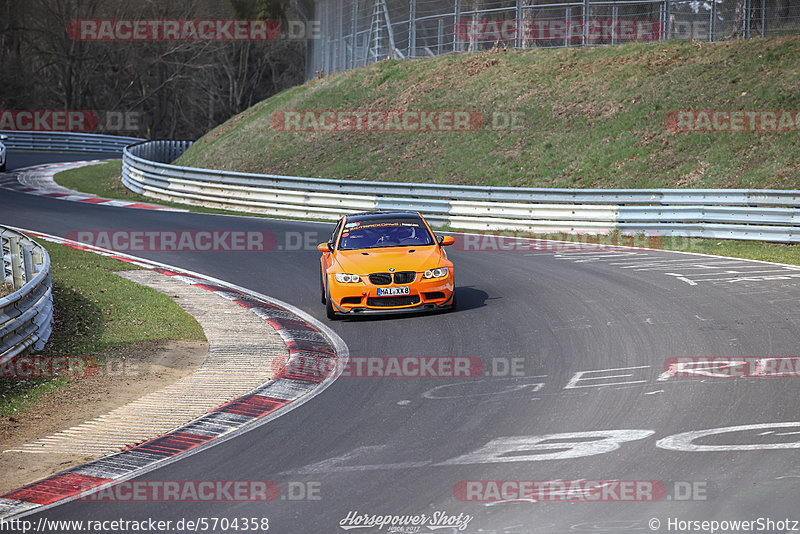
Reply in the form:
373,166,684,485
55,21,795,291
377,286,410,296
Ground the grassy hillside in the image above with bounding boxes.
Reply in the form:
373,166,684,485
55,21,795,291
177,36,800,189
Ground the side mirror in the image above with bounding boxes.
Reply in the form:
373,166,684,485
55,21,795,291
438,235,455,246
317,243,330,252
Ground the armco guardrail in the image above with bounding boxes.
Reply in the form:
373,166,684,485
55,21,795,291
2,130,143,153
122,140,800,243
1,227,53,360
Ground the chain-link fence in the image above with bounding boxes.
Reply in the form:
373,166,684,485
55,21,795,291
304,0,800,78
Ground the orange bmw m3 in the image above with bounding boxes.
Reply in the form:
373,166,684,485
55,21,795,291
318,211,456,319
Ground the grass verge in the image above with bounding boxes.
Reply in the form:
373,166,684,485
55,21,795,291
177,36,800,189
54,160,289,218
0,241,206,415
54,161,141,202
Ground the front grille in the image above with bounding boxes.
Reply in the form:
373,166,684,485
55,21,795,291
369,272,416,285
369,273,392,285
393,271,416,284
423,291,446,300
340,296,362,305
367,295,421,307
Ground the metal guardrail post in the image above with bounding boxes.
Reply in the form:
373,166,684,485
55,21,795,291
22,245,33,284
9,237,23,289
32,248,43,269
0,227,53,359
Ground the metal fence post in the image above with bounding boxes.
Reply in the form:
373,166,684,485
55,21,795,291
612,5,618,45
453,0,461,52
381,0,397,58
328,0,335,72
322,1,330,74
710,0,716,42
567,6,572,47
337,0,344,72
742,0,749,38
365,0,375,64
438,18,444,55
470,10,477,52
744,0,752,38
515,0,523,49
350,0,358,68
409,0,416,57
761,0,766,37
583,0,590,45
665,0,671,39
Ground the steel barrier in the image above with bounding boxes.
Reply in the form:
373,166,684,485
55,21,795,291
122,140,800,243
1,130,143,154
0,227,53,360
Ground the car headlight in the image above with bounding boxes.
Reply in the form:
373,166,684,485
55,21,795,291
423,267,448,279
334,273,361,283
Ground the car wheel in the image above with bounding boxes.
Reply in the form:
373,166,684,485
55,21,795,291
325,285,338,320
320,268,326,304
0,162,5,173
450,292,457,311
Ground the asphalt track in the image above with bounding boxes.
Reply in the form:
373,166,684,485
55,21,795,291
2,151,800,533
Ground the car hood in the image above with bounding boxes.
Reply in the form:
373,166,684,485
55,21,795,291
333,246,443,274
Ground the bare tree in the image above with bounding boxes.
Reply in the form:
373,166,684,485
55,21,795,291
0,0,305,138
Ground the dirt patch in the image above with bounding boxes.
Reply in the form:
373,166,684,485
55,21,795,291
675,160,709,187
464,45,507,77
0,282,14,298
0,339,208,494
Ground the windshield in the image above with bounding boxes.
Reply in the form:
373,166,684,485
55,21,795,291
338,220,434,250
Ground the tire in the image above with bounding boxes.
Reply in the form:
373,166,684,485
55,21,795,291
449,292,457,311
0,162,5,173
325,285,338,320
320,268,326,304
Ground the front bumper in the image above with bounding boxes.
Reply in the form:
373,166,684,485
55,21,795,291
329,274,454,316
330,290,455,316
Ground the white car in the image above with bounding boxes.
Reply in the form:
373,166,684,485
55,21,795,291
0,134,7,172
